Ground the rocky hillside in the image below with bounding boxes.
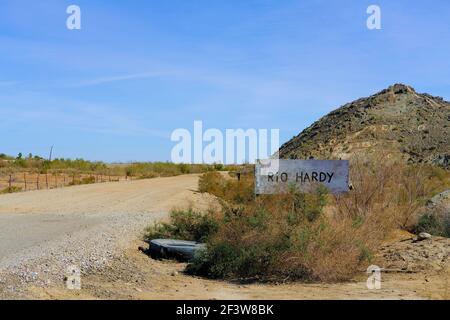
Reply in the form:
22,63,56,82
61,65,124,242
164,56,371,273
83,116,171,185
279,84,450,167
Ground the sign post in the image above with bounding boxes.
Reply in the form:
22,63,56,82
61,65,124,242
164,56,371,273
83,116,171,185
255,159,349,195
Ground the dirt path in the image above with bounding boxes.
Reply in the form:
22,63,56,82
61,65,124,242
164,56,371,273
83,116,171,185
0,174,448,300
0,175,205,298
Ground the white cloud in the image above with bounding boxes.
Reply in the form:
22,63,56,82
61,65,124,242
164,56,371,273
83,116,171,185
70,71,174,87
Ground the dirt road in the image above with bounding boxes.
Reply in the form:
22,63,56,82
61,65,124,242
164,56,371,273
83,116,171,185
0,175,203,298
0,175,448,300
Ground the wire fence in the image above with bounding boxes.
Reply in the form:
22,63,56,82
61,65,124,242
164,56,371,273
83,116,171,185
0,171,133,193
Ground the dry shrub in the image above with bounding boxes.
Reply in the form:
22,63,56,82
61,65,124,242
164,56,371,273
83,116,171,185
172,156,447,282
190,172,373,281
334,153,441,232
198,171,254,204
69,176,96,186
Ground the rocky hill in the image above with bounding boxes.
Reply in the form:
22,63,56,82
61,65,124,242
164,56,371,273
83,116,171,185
279,84,450,167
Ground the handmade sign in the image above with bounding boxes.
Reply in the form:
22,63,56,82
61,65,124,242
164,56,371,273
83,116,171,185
255,159,349,194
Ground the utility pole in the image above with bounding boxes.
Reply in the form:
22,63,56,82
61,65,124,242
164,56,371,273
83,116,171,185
49,146,54,162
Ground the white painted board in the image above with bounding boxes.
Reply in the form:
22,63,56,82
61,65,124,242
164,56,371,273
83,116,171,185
255,159,349,194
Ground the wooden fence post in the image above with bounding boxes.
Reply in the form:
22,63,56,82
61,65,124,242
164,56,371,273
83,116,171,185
24,173,27,191
46,173,49,189
9,174,12,189
37,174,40,190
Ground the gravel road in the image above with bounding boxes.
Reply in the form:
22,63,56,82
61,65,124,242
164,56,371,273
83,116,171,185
0,175,199,298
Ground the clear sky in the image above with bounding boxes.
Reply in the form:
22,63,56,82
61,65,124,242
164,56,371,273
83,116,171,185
1,0,449,162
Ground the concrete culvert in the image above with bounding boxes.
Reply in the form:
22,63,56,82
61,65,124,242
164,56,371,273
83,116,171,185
144,239,206,262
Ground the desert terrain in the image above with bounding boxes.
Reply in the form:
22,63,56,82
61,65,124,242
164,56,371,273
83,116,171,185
0,174,448,300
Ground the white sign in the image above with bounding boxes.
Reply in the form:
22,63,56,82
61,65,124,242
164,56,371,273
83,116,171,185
255,159,349,194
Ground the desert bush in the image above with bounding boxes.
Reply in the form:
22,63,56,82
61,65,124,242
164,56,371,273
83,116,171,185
198,172,223,194
191,173,373,281
334,154,439,232
186,186,378,282
185,155,442,282
1,186,22,194
145,208,219,243
198,171,254,204
415,206,450,238
69,176,96,186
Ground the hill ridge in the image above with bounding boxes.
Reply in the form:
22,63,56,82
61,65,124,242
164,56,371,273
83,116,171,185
279,84,450,167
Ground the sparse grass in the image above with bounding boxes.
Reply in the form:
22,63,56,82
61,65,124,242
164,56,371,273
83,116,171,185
1,186,22,194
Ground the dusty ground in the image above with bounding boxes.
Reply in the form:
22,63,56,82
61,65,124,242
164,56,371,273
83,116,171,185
28,241,450,300
0,174,449,300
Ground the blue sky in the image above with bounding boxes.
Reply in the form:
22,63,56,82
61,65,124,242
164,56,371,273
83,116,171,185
1,0,449,162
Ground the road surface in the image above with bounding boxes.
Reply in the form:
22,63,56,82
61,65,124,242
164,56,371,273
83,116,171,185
0,175,201,298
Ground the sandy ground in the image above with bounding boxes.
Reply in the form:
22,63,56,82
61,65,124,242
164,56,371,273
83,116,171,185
0,174,448,300
29,242,450,300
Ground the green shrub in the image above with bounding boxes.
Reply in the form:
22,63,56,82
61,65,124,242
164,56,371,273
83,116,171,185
1,186,22,194
145,208,219,243
186,242,276,280
415,210,450,238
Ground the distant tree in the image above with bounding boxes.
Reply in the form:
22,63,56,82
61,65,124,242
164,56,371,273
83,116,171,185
17,153,23,160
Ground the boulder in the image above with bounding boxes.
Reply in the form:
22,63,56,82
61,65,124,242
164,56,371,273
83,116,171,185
427,190,450,208
418,233,432,241
413,232,432,243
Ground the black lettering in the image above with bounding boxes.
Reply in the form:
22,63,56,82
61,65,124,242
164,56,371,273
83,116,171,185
319,172,327,182
268,173,274,182
312,172,318,182
281,172,288,182
304,173,310,183
327,172,334,183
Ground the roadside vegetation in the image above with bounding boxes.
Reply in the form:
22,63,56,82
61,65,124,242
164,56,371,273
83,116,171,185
145,155,450,282
0,186,23,194
145,208,219,243
0,152,234,177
